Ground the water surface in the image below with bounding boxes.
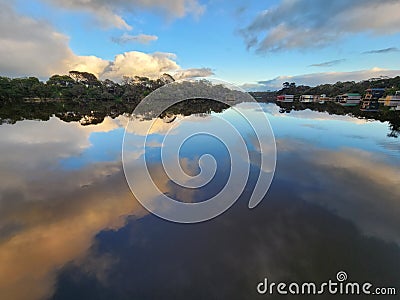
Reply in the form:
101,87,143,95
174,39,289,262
0,103,399,300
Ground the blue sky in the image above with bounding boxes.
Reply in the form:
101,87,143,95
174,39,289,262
1,0,400,90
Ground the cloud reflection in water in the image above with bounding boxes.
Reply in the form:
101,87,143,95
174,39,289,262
0,104,399,300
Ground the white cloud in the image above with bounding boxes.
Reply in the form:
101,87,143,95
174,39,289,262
241,0,400,52
42,0,205,29
240,83,270,92
0,0,109,78
253,67,400,91
102,51,180,80
173,68,215,80
112,33,159,45
64,55,110,78
0,2,212,81
0,1,70,78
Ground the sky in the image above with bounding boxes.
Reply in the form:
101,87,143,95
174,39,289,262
0,0,400,90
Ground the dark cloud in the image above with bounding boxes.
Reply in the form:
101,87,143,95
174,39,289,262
309,59,346,67
240,0,400,53
363,47,400,54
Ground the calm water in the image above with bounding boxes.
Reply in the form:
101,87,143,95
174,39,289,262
0,103,399,300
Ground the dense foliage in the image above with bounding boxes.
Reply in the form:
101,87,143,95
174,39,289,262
0,71,175,103
0,72,399,137
0,73,235,125
277,76,400,97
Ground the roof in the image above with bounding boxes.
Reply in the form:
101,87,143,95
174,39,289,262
366,88,385,91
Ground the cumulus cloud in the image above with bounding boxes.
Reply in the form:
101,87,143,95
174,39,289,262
71,54,215,81
0,1,70,78
102,51,180,80
0,0,109,78
0,2,212,81
112,33,159,45
66,51,184,81
42,0,205,29
363,47,400,54
241,0,400,53
249,67,400,91
173,67,215,79
309,59,346,68
64,55,110,78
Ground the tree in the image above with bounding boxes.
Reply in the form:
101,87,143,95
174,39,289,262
0,76,12,101
69,85,85,100
100,91,114,101
69,71,101,87
47,75,75,87
102,79,122,95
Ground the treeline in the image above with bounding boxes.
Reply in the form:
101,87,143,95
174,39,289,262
0,71,176,103
0,75,239,125
277,76,400,97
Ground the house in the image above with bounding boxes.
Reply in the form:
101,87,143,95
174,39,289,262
367,88,385,99
336,93,361,106
312,95,321,102
383,91,400,107
299,95,314,103
360,88,384,111
276,94,294,103
298,95,321,102
319,94,332,103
